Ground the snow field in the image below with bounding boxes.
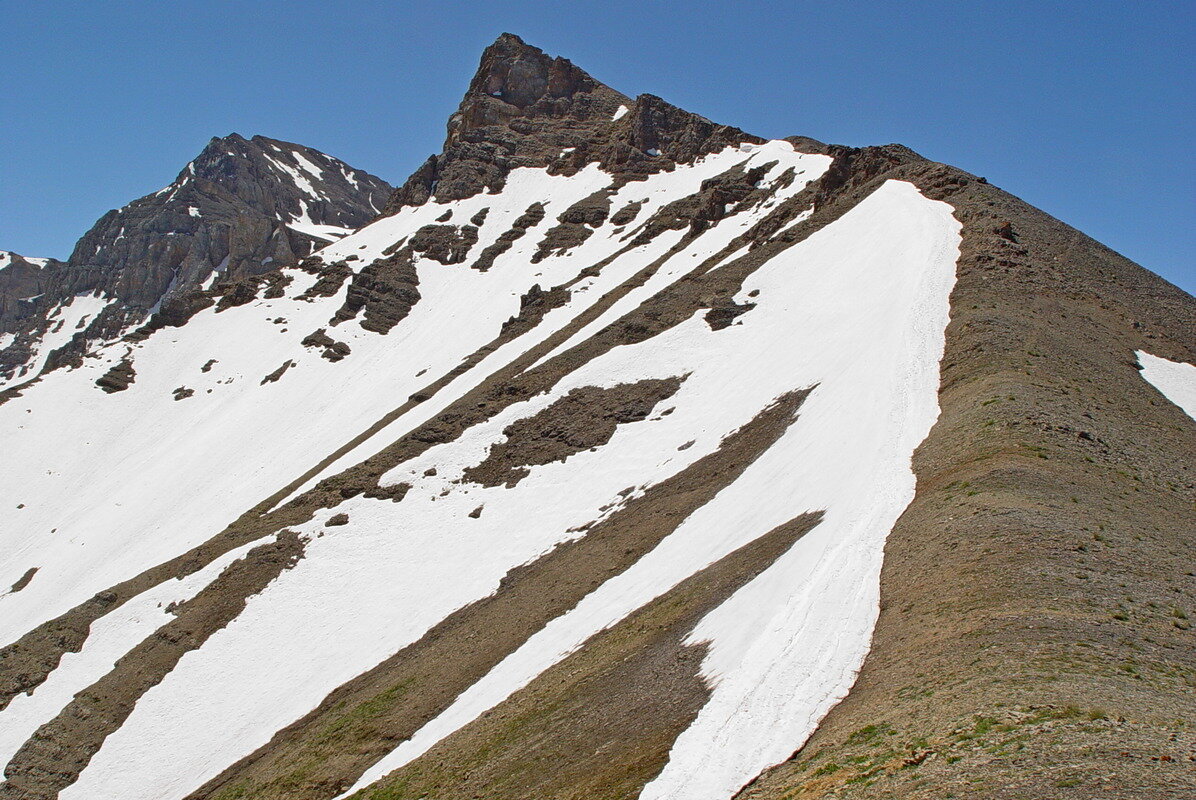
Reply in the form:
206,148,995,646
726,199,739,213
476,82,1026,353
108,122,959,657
53,143,832,800
3,143,975,800
332,180,961,800
0,145,821,649
0,292,110,391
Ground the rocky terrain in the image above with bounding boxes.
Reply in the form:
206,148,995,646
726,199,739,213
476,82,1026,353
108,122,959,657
0,33,1192,800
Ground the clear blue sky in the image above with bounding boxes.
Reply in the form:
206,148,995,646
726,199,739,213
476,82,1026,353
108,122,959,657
3,0,1192,292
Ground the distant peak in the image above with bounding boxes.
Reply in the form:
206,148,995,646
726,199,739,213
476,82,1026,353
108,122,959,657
441,33,628,154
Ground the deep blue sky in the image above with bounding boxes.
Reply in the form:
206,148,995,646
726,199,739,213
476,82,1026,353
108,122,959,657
3,1,1192,292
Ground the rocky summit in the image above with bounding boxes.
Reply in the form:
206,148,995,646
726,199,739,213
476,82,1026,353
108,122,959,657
0,33,1192,800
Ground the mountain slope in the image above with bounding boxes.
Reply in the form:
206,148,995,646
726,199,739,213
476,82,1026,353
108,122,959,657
0,33,1193,800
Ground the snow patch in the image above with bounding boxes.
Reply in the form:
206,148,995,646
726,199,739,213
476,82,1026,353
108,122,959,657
1137,351,1196,420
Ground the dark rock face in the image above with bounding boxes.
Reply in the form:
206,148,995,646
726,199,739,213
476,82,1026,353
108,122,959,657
0,252,62,335
300,328,352,362
331,249,421,334
462,377,684,488
704,299,756,330
408,224,480,265
532,190,613,262
470,202,547,272
499,282,571,338
384,33,760,213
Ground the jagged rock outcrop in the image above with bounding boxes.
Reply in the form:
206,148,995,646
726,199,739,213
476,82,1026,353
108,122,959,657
385,33,761,212
0,252,62,334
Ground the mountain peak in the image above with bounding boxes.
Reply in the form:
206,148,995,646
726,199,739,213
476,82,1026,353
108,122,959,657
445,33,627,151
387,35,758,212
465,32,614,111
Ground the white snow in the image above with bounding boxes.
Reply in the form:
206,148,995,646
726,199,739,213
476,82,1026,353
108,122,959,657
336,179,961,800
341,166,363,189
263,151,320,198
0,251,51,270
2,145,821,652
612,104,629,121
1137,351,1196,420
280,141,831,504
291,150,325,182
188,206,201,217
286,198,352,241
287,221,354,241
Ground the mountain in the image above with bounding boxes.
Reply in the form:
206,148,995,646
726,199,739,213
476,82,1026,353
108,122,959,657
0,134,391,389
1,33,1193,800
